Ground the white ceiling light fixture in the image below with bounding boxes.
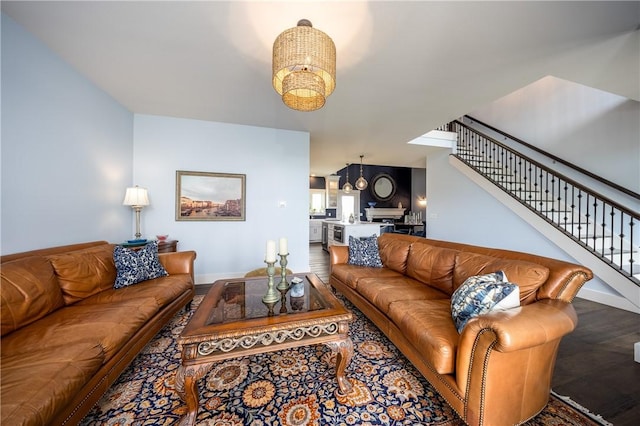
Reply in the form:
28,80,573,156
355,154,368,190
342,163,353,193
272,19,336,112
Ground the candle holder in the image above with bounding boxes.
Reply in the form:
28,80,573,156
278,285,289,314
262,260,280,304
276,253,290,291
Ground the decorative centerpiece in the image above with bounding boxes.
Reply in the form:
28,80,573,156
367,202,377,208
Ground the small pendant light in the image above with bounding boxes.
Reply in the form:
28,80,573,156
355,155,368,190
342,163,353,193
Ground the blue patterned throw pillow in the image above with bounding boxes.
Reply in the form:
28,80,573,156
113,241,168,288
348,235,383,268
450,271,520,333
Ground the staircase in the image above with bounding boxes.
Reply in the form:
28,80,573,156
445,118,640,311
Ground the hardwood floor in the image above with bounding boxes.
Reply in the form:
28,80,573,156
308,243,640,425
553,298,640,425
308,243,330,283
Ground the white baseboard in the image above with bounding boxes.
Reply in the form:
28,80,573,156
195,271,247,285
577,287,640,314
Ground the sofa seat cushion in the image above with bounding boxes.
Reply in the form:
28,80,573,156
387,299,459,374
406,242,459,296
48,244,117,305
76,274,193,308
1,298,159,361
1,342,104,426
331,264,404,290
1,256,65,336
453,252,550,304
357,277,450,314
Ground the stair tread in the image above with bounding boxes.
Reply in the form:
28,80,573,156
603,252,637,259
592,247,638,255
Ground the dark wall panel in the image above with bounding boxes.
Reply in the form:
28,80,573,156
337,164,413,218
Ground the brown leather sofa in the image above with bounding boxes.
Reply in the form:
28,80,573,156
329,233,593,426
1,241,196,426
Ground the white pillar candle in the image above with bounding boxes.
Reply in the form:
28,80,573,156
265,240,276,262
279,237,288,255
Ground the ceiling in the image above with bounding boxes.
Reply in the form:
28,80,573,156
3,1,639,176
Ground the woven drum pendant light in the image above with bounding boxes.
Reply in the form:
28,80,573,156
272,19,336,111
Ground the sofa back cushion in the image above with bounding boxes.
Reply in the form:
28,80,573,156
377,233,412,274
453,252,550,304
1,256,65,336
48,244,117,305
406,243,459,295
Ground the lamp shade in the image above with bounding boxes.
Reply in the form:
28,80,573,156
123,186,149,207
273,19,336,112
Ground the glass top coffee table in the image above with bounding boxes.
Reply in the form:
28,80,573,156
175,273,353,426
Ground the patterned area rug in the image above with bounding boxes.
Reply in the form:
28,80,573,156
81,295,609,426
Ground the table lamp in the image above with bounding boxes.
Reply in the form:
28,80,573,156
123,185,149,239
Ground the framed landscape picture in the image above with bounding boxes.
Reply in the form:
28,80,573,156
176,171,246,221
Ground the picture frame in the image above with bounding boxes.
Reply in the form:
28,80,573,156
176,171,246,221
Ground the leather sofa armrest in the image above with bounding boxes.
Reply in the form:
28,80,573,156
329,245,349,266
159,251,197,282
454,299,578,423
459,299,577,354
455,299,577,393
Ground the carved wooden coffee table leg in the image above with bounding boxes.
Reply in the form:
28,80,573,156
175,362,215,426
326,337,354,395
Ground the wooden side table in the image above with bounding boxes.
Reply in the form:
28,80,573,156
157,239,178,253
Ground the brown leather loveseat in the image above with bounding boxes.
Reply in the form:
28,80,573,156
329,233,593,426
1,241,196,426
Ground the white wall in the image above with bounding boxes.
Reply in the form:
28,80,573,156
427,149,557,251
1,13,311,284
133,115,310,284
1,13,134,254
426,149,616,297
469,76,640,196
427,76,640,303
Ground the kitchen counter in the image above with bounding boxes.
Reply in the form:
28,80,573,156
322,221,384,250
322,220,383,226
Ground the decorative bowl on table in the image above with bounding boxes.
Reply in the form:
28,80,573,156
156,235,168,241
